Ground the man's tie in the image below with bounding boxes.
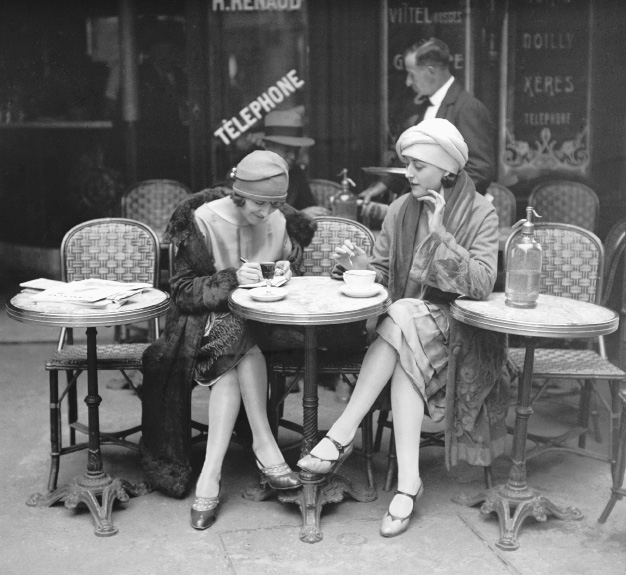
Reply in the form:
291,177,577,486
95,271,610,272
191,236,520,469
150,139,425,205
415,97,433,123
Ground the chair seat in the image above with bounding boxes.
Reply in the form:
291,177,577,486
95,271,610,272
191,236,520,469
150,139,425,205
508,348,626,380
45,343,150,370
270,350,367,376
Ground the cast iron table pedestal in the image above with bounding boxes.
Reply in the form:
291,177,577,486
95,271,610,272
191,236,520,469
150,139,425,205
7,288,169,536
230,276,391,543
450,292,619,550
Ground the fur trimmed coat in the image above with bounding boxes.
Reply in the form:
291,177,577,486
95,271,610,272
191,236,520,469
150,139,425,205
141,189,316,498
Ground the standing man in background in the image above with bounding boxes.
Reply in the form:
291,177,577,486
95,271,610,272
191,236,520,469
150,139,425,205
361,37,495,202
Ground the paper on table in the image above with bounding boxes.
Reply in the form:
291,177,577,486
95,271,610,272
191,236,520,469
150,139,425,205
238,277,289,289
19,278,67,291
31,278,152,307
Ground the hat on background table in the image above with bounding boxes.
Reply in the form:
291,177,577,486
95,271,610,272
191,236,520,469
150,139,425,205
232,150,289,201
262,107,315,148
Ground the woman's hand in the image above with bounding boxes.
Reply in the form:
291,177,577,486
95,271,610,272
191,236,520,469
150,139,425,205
237,261,262,285
275,260,292,281
417,188,446,234
331,240,370,270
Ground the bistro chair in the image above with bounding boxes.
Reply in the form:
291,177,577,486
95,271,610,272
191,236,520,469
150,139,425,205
598,217,626,523
121,179,191,288
505,223,626,468
43,218,161,493
360,201,389,232
308,178,341,212
267,216,381,489
487,182,518,229
527,179,599,233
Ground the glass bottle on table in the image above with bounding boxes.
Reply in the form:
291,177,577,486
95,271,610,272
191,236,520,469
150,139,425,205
505,206,542,309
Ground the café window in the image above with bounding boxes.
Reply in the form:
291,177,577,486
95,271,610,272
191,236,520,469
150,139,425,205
206,0,309,181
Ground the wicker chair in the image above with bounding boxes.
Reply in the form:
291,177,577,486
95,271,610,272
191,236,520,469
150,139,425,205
598,217,626,523
308,178,341,211
43,218,161,493
121,179,191,287
505,223,626,467
487,182,518,229
267,216,382,489
528,180,599,232
360,201,389,232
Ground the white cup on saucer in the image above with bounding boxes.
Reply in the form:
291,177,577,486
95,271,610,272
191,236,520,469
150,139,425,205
343,269,376,292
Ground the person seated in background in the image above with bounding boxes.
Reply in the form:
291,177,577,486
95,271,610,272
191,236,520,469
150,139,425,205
360,37,495,204
141,150,317,530
260,107,330,219
298,119,499,538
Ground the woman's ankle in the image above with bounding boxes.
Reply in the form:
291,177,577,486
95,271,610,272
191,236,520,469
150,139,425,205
195,472,221,498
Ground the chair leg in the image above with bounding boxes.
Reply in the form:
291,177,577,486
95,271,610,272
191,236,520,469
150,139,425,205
360,411,375,491
67,370,78,446
384,426,397,492
598,393,626,523
578,380,593,449
47,370,61,493
267,368,284,438
483,466,493,489
374,410,389,453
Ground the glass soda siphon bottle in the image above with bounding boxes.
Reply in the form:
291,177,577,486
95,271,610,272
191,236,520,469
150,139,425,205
505,206,542,309
330,168,358,220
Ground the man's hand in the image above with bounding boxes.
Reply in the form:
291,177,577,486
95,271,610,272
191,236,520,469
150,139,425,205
358,182,388,203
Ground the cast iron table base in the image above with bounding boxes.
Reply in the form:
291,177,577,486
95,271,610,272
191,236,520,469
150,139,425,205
27,471,151,537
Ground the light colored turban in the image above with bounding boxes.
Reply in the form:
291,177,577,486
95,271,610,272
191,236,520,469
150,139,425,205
395,118,468,174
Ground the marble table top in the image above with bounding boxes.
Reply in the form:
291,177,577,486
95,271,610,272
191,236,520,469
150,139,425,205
7,288,169,328
229,276,391,326
451,291,618,338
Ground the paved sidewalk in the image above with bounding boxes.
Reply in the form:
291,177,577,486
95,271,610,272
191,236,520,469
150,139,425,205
1,275,625,574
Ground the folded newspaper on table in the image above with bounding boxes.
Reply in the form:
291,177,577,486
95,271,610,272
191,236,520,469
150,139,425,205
29,279,152,309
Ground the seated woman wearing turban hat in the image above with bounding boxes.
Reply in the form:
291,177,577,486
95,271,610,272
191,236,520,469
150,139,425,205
298,119,499,537
141,150,317,529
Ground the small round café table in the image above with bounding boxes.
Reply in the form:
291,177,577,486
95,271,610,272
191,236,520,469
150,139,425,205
450,292,619,551
6,288,169,536
230,276,391,543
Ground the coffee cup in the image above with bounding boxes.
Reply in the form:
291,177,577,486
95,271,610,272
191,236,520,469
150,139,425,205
343,269,376,292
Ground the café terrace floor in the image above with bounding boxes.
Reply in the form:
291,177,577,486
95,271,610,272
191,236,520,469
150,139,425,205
0,274,625,575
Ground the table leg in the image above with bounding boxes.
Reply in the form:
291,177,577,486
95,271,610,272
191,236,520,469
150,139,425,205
278,326,376,544
453,337,582,550
26,327,150,536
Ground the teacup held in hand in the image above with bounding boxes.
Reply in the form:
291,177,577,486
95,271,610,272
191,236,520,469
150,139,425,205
343,269,376,292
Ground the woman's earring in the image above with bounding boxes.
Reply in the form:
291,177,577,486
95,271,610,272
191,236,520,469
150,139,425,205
441,173,457,188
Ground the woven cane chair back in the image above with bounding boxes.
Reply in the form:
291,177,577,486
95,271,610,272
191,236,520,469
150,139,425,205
61,218,160,285
487,182,517,228
603,218,626,305
504,222,604,304
360,201,389,231
121,179,191,244
301,216,376,276
528,180,599,233
308,178,341,211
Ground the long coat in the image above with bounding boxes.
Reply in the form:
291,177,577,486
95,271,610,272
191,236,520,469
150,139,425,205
141,189,317,497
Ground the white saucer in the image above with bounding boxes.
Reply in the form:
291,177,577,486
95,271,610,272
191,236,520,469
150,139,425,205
339,284,382,298
249,287,287,302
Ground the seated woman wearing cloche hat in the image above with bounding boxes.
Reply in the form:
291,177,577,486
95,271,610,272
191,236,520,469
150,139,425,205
298,119,500,538
141,150,316,529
